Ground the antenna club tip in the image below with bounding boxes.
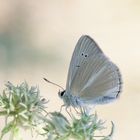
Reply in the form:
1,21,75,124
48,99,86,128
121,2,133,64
43,78,64,90
43,78,48,81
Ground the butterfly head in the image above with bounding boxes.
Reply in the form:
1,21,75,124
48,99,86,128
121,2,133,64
58,90,71,106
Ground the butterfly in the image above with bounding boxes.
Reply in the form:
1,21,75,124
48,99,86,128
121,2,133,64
45,35,122,109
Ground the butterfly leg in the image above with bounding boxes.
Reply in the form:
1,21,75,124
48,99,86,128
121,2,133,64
73,107,81,114
79,105,90,115
79,106,85,114
60,104,65,113
65,106,73,118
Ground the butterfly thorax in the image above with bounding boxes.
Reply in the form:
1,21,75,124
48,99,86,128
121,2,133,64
58,90,82,107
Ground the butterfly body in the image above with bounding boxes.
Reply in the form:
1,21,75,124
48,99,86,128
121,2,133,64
59,89,120,108
58,35,122,108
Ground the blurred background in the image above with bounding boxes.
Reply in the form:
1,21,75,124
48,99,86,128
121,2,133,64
0,0,140,139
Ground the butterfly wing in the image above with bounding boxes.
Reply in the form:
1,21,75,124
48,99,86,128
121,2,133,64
66,35,122,104
78,54,122,104
66,35,102,91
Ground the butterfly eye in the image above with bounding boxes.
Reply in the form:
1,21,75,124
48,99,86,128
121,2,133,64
60,90,65,97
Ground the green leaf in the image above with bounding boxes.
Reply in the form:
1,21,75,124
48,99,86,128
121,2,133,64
0,121,14,139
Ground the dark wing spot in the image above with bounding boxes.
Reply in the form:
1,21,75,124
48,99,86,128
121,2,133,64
85,54,88,57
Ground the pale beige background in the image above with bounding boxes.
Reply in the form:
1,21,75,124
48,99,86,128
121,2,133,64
0,0,140,140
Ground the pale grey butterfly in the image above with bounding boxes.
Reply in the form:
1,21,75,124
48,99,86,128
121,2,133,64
44,35,122,110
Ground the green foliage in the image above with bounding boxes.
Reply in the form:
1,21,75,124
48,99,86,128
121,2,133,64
0,82,114,140
43,112,114,140
0,82,47,140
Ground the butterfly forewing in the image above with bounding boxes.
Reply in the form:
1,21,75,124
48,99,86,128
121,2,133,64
66,35,103,91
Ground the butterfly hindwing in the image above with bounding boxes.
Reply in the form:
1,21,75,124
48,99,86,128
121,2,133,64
79,56,122,103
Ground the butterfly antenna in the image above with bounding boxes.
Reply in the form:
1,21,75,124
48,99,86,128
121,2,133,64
43,78,64,90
